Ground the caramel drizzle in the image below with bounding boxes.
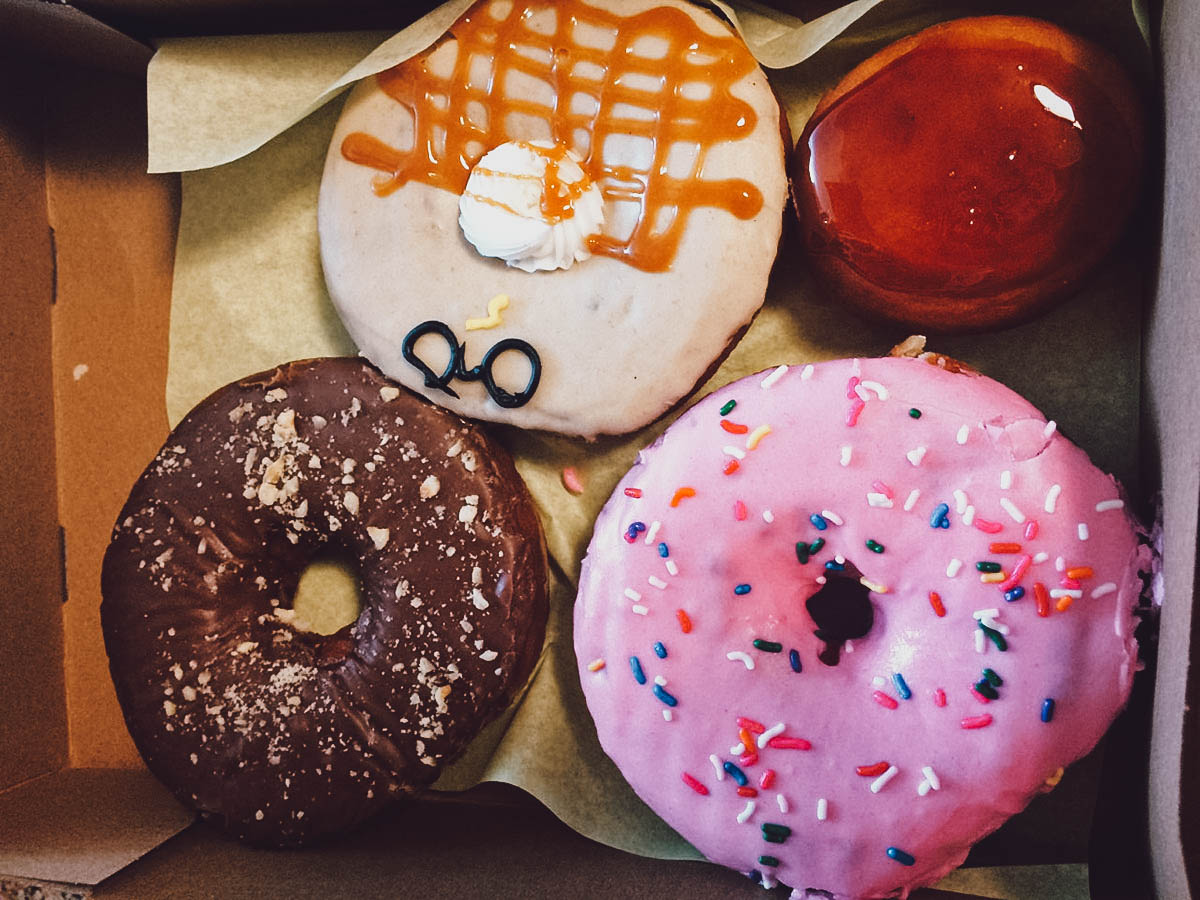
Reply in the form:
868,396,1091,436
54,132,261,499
340,0,763,272
463,141,590,223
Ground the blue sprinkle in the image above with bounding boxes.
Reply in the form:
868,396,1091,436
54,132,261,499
723,761,748,786
1041,698,1055,723
653,641,667,659
810,513,828,531
930,503,950,528
824,560,845,571
892,673,912,700
629,656,646,685
788,649,802,673
653,684,678,707
887,847,916,866
1004,586,1026,603
734,583,752,595
658,542,669,558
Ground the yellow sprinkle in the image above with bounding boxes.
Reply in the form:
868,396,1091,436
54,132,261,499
859,577,889,594
587,658,606,672
1044,767,1064,788
465,293,511,331
745,424,772,451
979,572,1006,584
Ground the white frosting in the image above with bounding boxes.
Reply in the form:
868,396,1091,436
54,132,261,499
458,141,604,273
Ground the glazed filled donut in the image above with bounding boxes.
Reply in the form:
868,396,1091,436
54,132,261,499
575,355,1144,898
101,358,548,846
318,0,788,437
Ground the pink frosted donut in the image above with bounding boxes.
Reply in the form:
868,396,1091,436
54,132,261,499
575,355,1144,899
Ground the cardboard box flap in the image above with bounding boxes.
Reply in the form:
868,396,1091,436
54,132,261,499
0,769,193,886
0,0,151,75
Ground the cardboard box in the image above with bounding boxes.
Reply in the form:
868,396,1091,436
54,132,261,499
1,1,1196,896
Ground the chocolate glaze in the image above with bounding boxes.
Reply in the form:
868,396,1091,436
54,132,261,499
101,358,548,847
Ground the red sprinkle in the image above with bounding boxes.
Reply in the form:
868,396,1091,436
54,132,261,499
676,610,693,634
670,487,696,507
623,532,637,544
736,717,766,734
929,591,946,617
855,761,890,777
961,714,994,729
767,737,813,751
871,480,894,499
989,542,1022,554
623,487,643,499
681,772,709,795
846,398,866,427
1060,577,1082,590
998,554,1032,592
974,518,1004,534
734,500,747,521
1024,520,1039,540
720,419,749,435
970,687,992,705
736,786,759,798
933,688,947,707
872,691,899,710
739,752,759,768
759,769,776,790
1034,582,1051,618
846,376,861,399
723,459,740,476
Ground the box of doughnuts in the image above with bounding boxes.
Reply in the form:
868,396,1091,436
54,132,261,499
1,0,1197,897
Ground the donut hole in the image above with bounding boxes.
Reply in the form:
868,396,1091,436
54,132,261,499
805,568,874,667
286,553,364,638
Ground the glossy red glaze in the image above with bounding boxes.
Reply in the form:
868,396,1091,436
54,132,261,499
792,17,1143,332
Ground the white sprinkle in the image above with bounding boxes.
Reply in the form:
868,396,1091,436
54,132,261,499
922,766,940,790
762,509,775,524
800,364,814,380
654,675,667,686
663,709,673,722
480,649,498,661
821,509,844,526
624,588,642,601
1000,498,1026,523
757,723,786,749
731,742,746,755
872,676,887,688
854,384,871,402
903,489,921,511
761,365,789,389
1043,419,1058,438
723,445,746,460
1078,522,1090,541
631,605,649,615
906,446,927,466
980,617,1010,635
648,576,668,590
918,780,932,797
867,493,894,508
840,445,853,467
737,801,756,824
665,560,679,576
973,608,1001,620
870,765,900,793
1033,552,1049,564
860,380,889,400
1044,484,1062,513
975,629,986,654
953,489,969,515
472,589,489,610
727,651,755,670
1056,556,1066,572
710,755,725,780
947,558,963,578
1096,499,1125,512
644,521,661,544
777,793,789,814
1050,589,1084,599
956,424,970,444
816,797,827,820
844,640,854,653
1092,582,1118,598
963,505,976,526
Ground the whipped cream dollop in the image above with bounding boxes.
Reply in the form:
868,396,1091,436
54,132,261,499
458,140,605,273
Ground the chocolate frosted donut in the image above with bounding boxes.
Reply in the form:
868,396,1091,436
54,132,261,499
101,358,548,846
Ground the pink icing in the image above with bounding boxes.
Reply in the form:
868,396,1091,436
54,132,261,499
574,356,1142,900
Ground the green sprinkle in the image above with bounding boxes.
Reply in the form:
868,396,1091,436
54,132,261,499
866,539,885,554
809,537,826,555
758,855,780,867
909,408,922,419
974,681,999,700
976,561,1002,573
763,832,788,844
979,622,1008,651
982,668,1003,687
720,399,737,416
762,823,791,837
753,639,783,653
795,542,810,565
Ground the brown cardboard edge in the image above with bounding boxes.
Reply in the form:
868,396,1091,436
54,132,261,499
0,0,151,75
